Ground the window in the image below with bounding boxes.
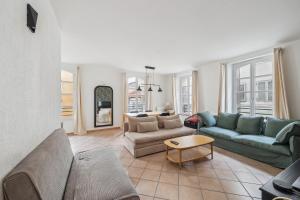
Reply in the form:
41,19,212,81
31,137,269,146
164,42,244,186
233,55,273,116
179,75,192,115
61,70,73,117
128,77,145,112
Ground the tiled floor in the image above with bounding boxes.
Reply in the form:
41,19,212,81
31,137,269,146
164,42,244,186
68,128,281,200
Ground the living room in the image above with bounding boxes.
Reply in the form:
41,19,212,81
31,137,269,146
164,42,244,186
1,0,300,200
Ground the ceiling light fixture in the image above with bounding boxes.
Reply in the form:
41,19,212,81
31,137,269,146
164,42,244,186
137,66,163,93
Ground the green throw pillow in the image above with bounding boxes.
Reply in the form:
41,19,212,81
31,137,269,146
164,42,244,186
198,111,216,127
236,116,264,135
217,112,240,130
274,121,300,144
264,118,294,138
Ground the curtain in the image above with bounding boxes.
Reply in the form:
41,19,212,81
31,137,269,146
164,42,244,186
192,71,199,114
273,48,290,119
122,72,128,113
74,66,87,135
172,74,177,114
217,64,226,114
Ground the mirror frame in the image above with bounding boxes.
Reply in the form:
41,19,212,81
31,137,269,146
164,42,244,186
94,85,113,127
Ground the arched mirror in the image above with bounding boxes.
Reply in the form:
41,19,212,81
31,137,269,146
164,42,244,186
94,86,113,127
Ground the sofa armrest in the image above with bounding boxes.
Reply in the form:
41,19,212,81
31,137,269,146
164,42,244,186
290,136,300,162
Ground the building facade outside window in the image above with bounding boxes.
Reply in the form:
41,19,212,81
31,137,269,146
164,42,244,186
127,76,145,113
61,70,74,117
179,75,192,115
232,55,273,116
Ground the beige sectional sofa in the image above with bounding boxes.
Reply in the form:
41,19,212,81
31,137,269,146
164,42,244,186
124,115,196,158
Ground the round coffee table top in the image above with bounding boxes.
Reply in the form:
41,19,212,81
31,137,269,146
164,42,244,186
164,135,214,150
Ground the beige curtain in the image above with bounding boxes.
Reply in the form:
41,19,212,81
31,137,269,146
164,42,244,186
74,66,87,135
192,71,199,114
217,64,226,114
122,72,128,113
172,74,177,113
273,48,290,119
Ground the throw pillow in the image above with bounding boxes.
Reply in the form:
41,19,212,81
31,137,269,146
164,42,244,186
264,117,294,138
198,111,216,127
236,116,264,135
157,115,179,128
164,118,183,129
137,121,159,133
128,116,157,132
217,112,240,130
274,121,300,144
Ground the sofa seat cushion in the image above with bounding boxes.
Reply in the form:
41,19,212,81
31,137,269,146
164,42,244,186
64,148,139,200
125,126,195,144
199,127,240,140
232,135,291,156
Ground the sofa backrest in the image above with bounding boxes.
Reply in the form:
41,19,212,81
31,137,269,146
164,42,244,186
3,128,74,200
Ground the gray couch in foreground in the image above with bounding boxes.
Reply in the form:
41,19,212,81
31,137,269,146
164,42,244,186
124,123,196,157
3,129,139,200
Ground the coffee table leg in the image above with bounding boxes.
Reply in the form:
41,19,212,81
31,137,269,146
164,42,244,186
179,149,182,168
211,143,213,160
166,145,169,159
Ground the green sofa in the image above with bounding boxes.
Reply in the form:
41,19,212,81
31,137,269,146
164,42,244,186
197,112,300,168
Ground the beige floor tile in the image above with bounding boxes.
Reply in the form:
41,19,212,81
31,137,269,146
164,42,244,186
227,194,252,200
253,173,272,184
198,177,223,192
179,186,203,200
194,160,212,169
141,169,161,181
201,190,227,200
211,160,231,170
242,183,262,198
220,180,249,196
179,174,200,188
159,172,179,185
162,162,180,173
136,180,158,196
130,177,139,187
155,182,179,200
235,171,261,184
139,195,154,200
197,168,217,178
215,169,238,181
128,167,144,178
146,161,163,171
180,164,198,175
131,159,148,168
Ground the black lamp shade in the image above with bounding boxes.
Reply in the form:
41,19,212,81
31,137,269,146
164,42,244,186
158,87,163,92
148,87,153,92
137,86,142,91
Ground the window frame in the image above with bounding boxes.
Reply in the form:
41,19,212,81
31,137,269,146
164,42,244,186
179,75,192,115
127,76,145,113
232,55,273,116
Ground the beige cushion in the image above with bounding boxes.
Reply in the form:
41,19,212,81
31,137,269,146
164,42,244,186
157,115,180,128
137,121,159,133
125,126,196,144
164,118,183,129
128,116,157,132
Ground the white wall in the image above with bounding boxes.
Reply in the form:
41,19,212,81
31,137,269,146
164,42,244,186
62,64,172,131
0,0,61,199
196,39,300,119
282,40,300,119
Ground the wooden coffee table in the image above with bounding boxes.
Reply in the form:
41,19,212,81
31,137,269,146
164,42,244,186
164,135,214,168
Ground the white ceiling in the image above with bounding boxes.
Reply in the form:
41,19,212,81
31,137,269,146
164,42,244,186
50,0,300,73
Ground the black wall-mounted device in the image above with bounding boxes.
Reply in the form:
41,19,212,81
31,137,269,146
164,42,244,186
27,4,38,33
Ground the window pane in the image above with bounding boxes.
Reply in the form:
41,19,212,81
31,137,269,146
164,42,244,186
61,82,73,94
238,78,250,93
254,92,273,116
255,61,272,76
238,64,250,79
